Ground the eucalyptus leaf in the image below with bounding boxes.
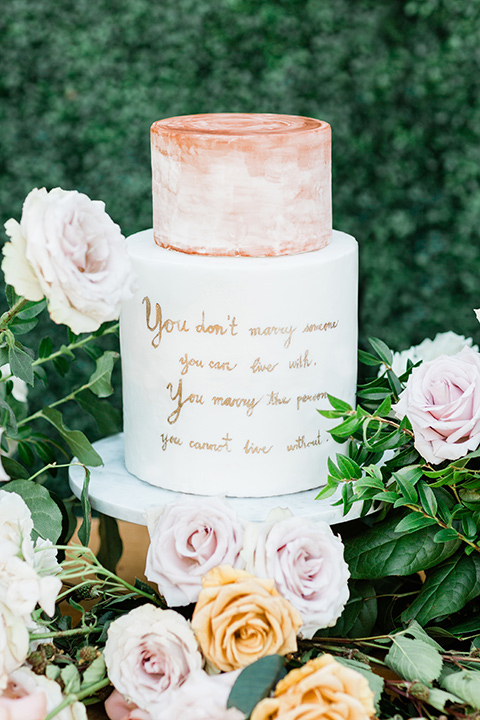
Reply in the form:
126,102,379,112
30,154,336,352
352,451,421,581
2,479,62,542
40,407,102,466
344,511,461,579
227,655,286,715
401,552,480,625
385,635,443,683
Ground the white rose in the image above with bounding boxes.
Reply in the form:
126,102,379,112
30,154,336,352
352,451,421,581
241,508,350,639
0,603,29,690
2,187,136,334
0,430,9,483
387,331,478,377
6,666,87,720
393,346,480,463
104,604,203,713
145,496,245,606
0,555,61,620
475,308,480,322
0,490,35,563
155,669,245,720
0,364,28,403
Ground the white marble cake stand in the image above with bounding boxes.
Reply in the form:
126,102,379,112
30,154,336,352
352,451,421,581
69,433,366,526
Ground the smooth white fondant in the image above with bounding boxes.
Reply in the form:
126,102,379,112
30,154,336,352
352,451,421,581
120,229,358,497
68,434,367,525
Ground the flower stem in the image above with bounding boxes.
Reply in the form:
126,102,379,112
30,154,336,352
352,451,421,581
44,678,111,720
32,323,119,368
0,297,29,330
30,626,101,640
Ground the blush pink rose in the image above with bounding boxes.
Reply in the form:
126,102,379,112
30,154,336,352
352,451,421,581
393,346,480,464
145,497,245,606
0,673,47,720
3,667,86,720
2,187,136,334
154,669,244,720
241,508,350,639
105,690,152,720
104,604,203,714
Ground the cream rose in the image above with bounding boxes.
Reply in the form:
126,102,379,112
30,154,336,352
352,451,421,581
0,490,34,563
191,566,302,672
4,666,87,720
388,331,478,377
0,555,61,620
0,603,29,691
393,346,480,463
2,187,136,334
145,497,245,606
104,604,203,714
251,654,375,720
154,669,245,720
241,508,349,638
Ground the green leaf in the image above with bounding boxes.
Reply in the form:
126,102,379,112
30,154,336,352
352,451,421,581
358,349,383,366
441,668,480,709
76,389,121,437
8,343,34,386
46,665,60,681
327,395,353,412
394,514,437,533
38,337,53,359
432,528,459,543
344,511,461,579
227,655,287,715
321,581,377,638
40,407,102,466
376,394,392,416
96,514,123,572
336,454,362,480
369,337,393,366
417,482,438,517
385,635,443,683
88,351,118,398
427,687,464,711
81,654,106,688
17,441,35,467
401,552,480,625
61,664,81,694
52,356,69,377
0,398,17,433
335,657,384,711
403,620,443,650
0,456,29,479
78,468,91,547
2,479,63,543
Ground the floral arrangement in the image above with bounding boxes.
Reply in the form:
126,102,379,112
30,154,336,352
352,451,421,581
1,187,480,719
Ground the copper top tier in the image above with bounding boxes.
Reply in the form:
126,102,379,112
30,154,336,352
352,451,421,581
151,113,331,257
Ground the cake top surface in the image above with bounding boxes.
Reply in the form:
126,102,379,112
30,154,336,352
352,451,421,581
152,113,327,137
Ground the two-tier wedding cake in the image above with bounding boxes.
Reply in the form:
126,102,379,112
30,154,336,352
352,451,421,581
120,114,358,497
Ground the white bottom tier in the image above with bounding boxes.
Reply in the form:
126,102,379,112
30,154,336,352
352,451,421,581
120,229,358,496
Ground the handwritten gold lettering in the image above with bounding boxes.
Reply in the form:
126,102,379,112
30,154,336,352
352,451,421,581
179,353,204,375
160,432,183,451
302,321,339,333
212,395,263,417
267,391,291,406
196,312,239,336
250,357,279,373
296,392,328,411
288,350,313,369
189,434,232,453
143,297,189,348
286,431,322,451
208,360,237,372
166,378,204,424
243,439,273,455
248,325,296,349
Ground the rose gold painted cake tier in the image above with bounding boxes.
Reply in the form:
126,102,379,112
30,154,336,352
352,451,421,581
151,113,332,257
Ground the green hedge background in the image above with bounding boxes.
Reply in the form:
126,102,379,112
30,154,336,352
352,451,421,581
1,0,479,352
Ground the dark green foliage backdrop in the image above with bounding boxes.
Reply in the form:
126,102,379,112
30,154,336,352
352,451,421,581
1,0,479,350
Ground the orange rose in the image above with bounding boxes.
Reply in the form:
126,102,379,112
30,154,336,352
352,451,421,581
191,565,302,672
251,654,375,720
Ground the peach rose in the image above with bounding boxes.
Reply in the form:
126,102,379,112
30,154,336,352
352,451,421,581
393,346,480,463
191,566,302,672
2,187,135,334
251,654,375,720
